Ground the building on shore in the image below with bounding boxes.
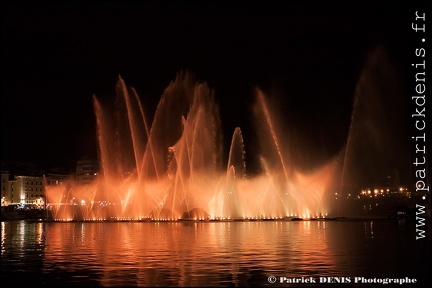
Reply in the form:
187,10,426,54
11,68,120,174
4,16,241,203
1,170,69,207
2,159,99,208
76,159,99,185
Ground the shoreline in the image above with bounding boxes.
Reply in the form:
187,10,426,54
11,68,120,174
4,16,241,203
2,215,429,224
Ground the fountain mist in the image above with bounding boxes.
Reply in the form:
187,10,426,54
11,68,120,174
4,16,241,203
46,71,338,221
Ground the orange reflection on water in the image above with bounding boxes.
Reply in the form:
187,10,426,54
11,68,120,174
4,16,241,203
42,220,338,286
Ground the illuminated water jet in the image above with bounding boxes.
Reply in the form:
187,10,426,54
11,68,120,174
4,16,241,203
46,71,337,221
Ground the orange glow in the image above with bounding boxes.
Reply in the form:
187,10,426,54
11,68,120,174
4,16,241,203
45,75,338,221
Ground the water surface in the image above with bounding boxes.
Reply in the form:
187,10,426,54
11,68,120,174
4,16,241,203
1,219,430,287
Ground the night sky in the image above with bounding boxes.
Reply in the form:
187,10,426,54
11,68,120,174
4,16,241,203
1,1,428,185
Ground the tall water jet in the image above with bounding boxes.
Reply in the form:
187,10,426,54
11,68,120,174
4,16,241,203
338,45,410,216
222,127,247,218
253,88,336,218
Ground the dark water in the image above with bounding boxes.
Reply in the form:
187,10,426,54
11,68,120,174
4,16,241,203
1,219,430,287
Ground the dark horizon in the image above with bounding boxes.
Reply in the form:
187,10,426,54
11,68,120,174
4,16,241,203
1,1,426,188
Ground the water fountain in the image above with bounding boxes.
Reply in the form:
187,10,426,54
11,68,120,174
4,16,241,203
46,71,338,221
334,45,412,218
340,47,409,191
